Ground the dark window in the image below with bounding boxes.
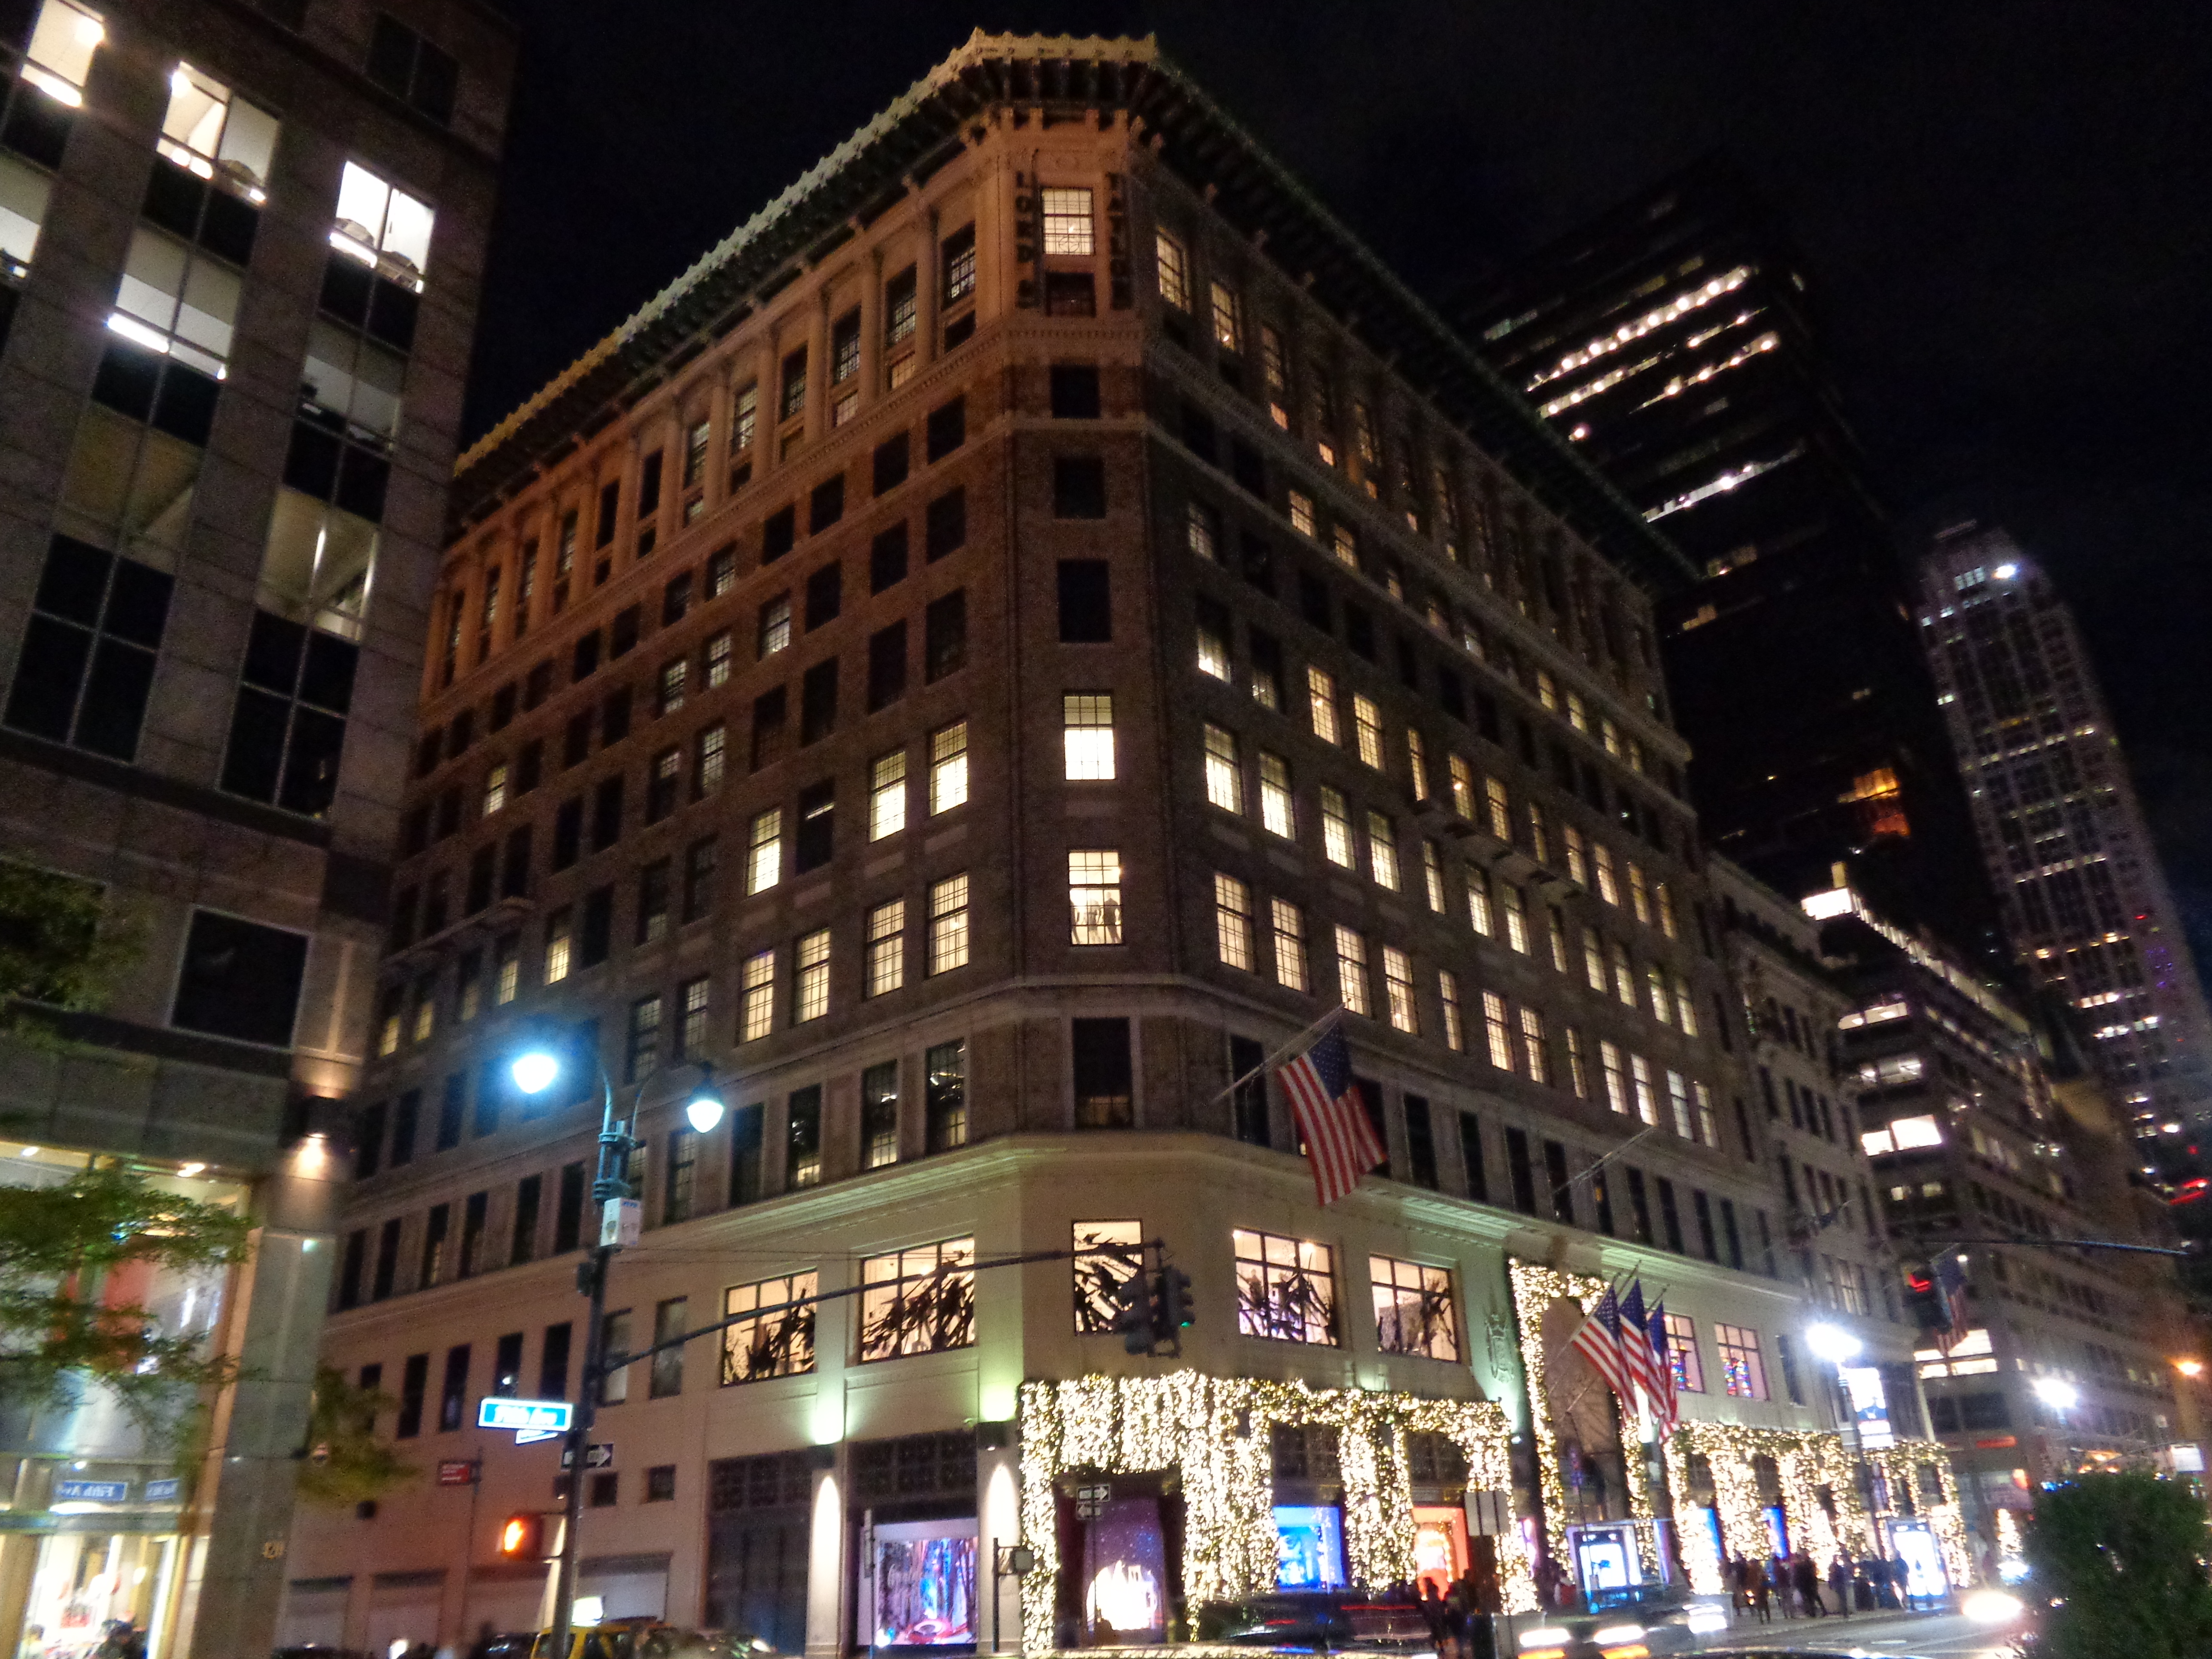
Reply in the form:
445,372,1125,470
1657,1178,1685,1252
728,1103,764,1206
395,1352,428,1437
1627,1169,1654,1243
1299,571,1331,632
591,775,624,851
5,536,174,763
637,450,664,519
389,1091,419,1166
502,826,533,897
352,1101,387,1179
794,780,835,873
1230,1035,1268,1147
645,1465,677,1502
337,1231,367,1309
663,573,692,626
609,606,641,660
873,434,910,495
924,488,966,562
636,859,671,944
317,248,418,353
1049,364,1102,419
1404,1094,1438,1190
1692,1189,1718,1260
1544,1139,1574,1224
799,659,838,745
538,1321,572,1398
1720,1197,1743,1269
780,347,808,421
421,1203,449,1288
572,629,601,682
1044,270,1095,316
373,1221,402,1301
762,505,796,563
866,623,907,711
870,523,909,593
1072,1018,1133,1128
925,395,966,462
786,1086,821,1188
492,1331,524,1397
465,845,494,914
171,910,307,1047
366,13,459,124
579,886,614,968
90,339,219,446
804,562,842,629
924,591,966,682
1179,401,1217,464
1052,456,1107,519
554,1163,586,1253
1229,439,1265,498
683,836,717,922
750,687,788,770
1458,1112,1487,1203
645,749,680,823
1057,561,1111,642
596,480,620,548
1505,1126,1537,1215
1344,603,1375,661
510,1175,543,1264
552,798,583,870
808,474,844,534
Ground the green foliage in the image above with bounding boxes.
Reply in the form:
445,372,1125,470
0,860,139,1036
0,1165,252,1437
295,1364,419,1508
2025,1470,2212,1659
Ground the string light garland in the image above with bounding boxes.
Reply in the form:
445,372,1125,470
1504,1261,1659,1577
1865,1441,1972,1588
1018,1372,1519,1650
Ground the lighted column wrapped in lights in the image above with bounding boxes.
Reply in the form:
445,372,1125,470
1504,1260,1660,1576
1865,1440,1971,1588
1017,1373,1516,1651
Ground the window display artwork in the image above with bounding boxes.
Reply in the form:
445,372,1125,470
1272,1505,1347,1590
1411,1505,1468,1597
872,1522,977,1650
1084,1497,1167,1642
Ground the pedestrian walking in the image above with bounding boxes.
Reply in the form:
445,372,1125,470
1793,1552,1825,1617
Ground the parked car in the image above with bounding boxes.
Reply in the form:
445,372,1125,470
1196,1590,1436,1651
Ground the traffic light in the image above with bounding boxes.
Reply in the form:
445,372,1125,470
1110,1269,1157,1355
498,1513,552,1560
1902,1266,1947,1334
1154,1267,1194,1342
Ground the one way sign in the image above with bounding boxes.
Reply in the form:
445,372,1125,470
559,1443,615,1471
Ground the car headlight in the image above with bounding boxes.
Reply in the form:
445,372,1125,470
1519,1632,1571,1650
1595,1625,1645,1645
1686,1607,1730,1634
1964,1589,2023,1625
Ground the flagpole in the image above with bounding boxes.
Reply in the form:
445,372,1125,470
1203,1003,1348,1109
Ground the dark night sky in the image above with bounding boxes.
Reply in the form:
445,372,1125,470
463,1,2212,972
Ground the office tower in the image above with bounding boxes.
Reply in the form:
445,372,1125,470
0,1,513,1656
1815,875,2196,1536
280,35,1959,1649
1458,158,1996,960
1917,526,2212,1147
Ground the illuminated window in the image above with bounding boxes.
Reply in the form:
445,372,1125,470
1656,880,1678,939
1332,526,1359,569
1366,812,1399,890
158,63,277,198
1593,842,1619,905
1628,862,1651,924
1041,187,1094,256
1449,755,1476,818
792,928,830,1023
1271,899,1308,992
1070,849,1123,944
1647,964,1672,1026
1439,971,1464,1051
1500,884,1529,954
1307,667,1340,744
1484,777,1510,840
1334,925,1370,1016
1064,693,1115,781
721,1271,816,1384
1630,1054,1659,1125
869,749,906,840
1422,842,1446,912
1519,1008,1547,1085
542,909,571,986
1483,992,1512,1072
1155,230,1189,309
1666,1070,1693,1138
927,875,969,975
1204,723,1243,811
1352,695,1385,769
929,720,968,813
110,225,241,374
333,160,434,286
1288,489,1315,538
1209,280,1243,354
1196,609,1231,681
1372,1256,1458,1360
1564,825,1587,886
758,592,792,658
1600,1040,1629,1115
481,761,507,817
1383,946,1417,1034
1716,1323,1767,1399
1674,976,1700,1036
1664,1312,1704,1392
1261,326,1290,426
1466,869,1493,937
21,0,103,105
1258,752,1295,838
1185,498,1219,562
1073,1221,1145,1334
1215,872,1255,970
745,808,782,894
1564,1027,1588,1098
1611,942,1636,1007
737,950,774,1039
865,899,905,998
1320,787,1355,868
1234,1228,1338,1345
1583,928,1607,993
1527,802,1550,865
859,1237,975,1361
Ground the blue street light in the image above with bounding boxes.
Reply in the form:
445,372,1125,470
684,1085,726,1135
511,1048,561,1095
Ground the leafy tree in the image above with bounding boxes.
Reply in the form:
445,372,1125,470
2025,1470,2212,1659
0,860,138,1039
0,1165,252,1438
295,1364,418,1508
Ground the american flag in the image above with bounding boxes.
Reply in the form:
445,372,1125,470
1568,1284,1634,1403
1645,1299,1680,1435
1277,1023,1383,1206
1618,1281,1659,1411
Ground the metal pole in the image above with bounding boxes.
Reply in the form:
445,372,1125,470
547,1064,629,1659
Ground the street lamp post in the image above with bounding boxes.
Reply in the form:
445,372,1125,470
511,1041,724,1659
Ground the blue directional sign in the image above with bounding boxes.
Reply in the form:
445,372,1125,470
477,1397,573,1434
55,1480,128,1503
